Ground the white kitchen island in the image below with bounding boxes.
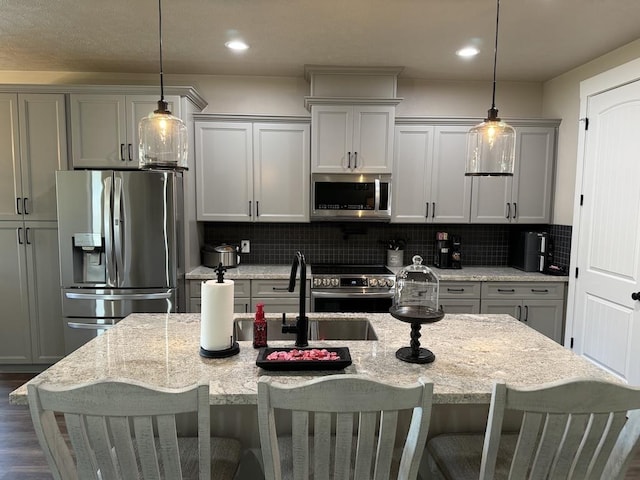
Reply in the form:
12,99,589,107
10,312,617,456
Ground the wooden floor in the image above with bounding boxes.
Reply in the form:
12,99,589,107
2,372,640,479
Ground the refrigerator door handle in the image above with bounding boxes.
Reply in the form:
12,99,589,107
65,292,173,300
103,176,117,286
113,175,124,286
67,322,115,330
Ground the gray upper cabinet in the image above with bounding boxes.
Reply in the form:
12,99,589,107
195,119,310,222
0,93,68,222
471,125,557,224
392,123,471,223
311,105,394,174
70,94,179,169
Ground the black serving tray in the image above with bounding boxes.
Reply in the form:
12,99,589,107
256,347,352,371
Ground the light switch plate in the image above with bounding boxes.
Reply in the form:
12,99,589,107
241,240,250,253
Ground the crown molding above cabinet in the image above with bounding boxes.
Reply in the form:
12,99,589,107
0,84,208,111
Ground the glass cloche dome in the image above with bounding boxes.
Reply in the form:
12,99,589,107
391,255,441,318
390,255,444,364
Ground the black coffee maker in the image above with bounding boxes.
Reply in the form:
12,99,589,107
433,232,462,269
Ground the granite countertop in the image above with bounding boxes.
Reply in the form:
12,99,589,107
10,312,611,406
186,265,568,282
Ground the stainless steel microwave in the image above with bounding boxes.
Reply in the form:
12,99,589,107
311,174,392,221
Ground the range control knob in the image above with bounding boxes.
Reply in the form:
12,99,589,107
313,278,322,287
331,278,339,287
322,278,331,287
386,278,395,287
370,278,378,287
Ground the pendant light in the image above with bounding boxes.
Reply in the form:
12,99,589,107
465,0,515,176
139,0,188,170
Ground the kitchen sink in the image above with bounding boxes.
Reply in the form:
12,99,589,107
233,317,378,341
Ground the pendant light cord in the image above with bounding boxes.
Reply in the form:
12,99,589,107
157,0,165,102
491,0,500,111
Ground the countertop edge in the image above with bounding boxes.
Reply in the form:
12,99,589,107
186,265,569,282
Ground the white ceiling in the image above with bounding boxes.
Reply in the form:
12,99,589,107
1,0,639,82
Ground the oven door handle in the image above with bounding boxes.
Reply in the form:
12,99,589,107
312,290,394,299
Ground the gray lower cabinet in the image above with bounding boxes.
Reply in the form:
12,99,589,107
0,222,64,364
189,279,251,314
188,278,310,315
251,279,310,315
439,281,481,314
480,282,565,343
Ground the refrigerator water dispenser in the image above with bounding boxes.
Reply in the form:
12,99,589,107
73,233,105,283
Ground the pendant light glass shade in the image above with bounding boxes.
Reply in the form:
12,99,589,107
139,101,188,170
139,0,188,171
465,107,515,176
465,0,515,176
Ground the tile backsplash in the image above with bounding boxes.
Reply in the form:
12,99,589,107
204,222,572,267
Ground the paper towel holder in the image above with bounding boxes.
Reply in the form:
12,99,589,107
199,263,240,358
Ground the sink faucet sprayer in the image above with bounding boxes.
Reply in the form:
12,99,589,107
282,251,308,347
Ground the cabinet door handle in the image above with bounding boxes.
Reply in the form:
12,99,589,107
513,202,517,220
506,203,511,219
447,288,465,293
256,201,260,217
272,287,289,291
25,227,31,245
347,152,352,169
523,305,529,322
120,144,126,162
17,227,24,245
23,198,29,215
248,201,252,217
16,197,22,215
531,288,549,293
516,305,522,320
128,143,133,162
432,202,435,218
497,288,515,293
353,151,358,168
425,203,429,218
632,292,640,301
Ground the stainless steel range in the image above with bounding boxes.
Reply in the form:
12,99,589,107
310,265,395,313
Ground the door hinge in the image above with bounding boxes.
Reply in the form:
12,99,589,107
575,267,579,278
580,194,584,206
570,337,574,349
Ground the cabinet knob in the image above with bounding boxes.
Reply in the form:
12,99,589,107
632,292,640,301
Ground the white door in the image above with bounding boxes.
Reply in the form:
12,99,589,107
571,79,640,385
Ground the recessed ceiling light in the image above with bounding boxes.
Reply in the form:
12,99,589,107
225,40,249,51
456,47,479,58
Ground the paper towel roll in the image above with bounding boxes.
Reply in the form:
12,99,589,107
200,279,234,351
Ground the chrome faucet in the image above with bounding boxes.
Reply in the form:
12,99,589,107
282,251,308,347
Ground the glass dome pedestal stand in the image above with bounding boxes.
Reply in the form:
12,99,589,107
389,306,444,364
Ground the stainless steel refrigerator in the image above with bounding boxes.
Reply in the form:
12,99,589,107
56,170,184,353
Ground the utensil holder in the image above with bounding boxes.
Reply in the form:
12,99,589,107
387,249,404,267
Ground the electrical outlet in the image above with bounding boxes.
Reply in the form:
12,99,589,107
241,240,250,253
